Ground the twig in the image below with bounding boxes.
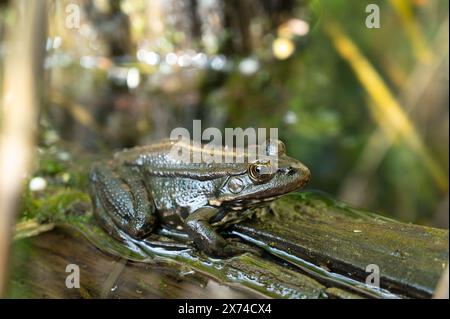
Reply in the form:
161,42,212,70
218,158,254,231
324,21,448,194
0,0,46,296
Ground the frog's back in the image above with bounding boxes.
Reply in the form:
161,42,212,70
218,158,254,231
113,139,249,180
114,139,174,159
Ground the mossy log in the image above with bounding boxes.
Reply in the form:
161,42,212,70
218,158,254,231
9,190,448,299
231,192,448,298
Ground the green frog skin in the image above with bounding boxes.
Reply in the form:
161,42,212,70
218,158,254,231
88,139,310,257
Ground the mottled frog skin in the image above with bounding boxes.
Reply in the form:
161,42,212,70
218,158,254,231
88,139,310,257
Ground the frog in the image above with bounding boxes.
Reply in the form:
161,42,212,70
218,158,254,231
88,138,310,257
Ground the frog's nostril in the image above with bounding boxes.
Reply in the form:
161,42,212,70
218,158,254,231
286,166,296,176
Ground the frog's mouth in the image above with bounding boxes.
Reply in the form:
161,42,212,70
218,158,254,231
228,195,282,209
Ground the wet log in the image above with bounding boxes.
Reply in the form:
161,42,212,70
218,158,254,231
231,192,449,298
8,191,448,299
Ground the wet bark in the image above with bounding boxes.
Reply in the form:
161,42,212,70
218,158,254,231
9,191,448,299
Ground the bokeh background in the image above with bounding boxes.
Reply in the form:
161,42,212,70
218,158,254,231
1,0,449,227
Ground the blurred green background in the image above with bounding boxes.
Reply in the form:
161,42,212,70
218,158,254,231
2,0,448,227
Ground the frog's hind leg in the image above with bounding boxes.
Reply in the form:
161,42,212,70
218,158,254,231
89,163,157,242
90,192,131,243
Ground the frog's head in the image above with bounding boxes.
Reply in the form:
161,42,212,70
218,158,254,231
212,140,310,209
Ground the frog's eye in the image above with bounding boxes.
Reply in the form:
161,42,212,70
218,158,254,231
265,139,286,156
248,162,274,183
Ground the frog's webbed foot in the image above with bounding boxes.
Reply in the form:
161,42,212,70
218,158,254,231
89,163,157,241
185,207,258,258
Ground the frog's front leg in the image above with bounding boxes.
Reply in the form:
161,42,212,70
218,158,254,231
185,207,248,257
89,163,157,242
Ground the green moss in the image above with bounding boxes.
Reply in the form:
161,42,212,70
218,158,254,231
19,143,93,225
20,187,91,224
